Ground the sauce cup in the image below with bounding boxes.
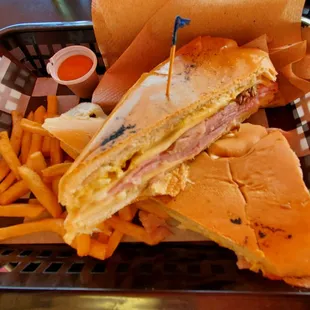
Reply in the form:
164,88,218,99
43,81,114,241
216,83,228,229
47,46,99,98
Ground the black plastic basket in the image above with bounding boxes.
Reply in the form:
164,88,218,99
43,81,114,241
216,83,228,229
0,20,309,299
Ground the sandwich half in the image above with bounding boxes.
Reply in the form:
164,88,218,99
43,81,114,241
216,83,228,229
154,124,310,287
59,36,278,242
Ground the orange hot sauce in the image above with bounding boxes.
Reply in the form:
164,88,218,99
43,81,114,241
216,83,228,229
57,55,93,81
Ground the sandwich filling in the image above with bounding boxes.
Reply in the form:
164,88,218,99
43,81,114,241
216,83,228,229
64,81,277,240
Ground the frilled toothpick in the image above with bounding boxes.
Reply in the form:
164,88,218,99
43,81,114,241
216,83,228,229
165,16,191,97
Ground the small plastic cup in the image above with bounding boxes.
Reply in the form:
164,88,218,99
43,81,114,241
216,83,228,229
47,45,99,98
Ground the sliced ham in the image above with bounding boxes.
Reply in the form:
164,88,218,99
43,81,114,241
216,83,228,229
110,82,277,196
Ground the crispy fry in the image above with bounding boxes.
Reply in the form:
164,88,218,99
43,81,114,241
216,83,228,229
10,111,23,154
60,141,79,160
28,106,46,156
21,118,51,136
52,176,61,196
89,239,107,260
42,163,72,178
96,222,113,236
97,232,109,244
106,215,155,245
106,230,123,258
0,180,29,205
42,137,51,157
0,218,64,241
76,234,91,257
50,138,63,165
29,198,40,205
0,160,10,183
134,199,170,219
47,95,58,115
21,112,34,163
26,151,47,174
0,172,16,194
18,166,62,218
0,203,45,218
118,205,134,221
0,131,22,179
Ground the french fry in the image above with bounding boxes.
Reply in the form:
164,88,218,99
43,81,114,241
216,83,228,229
0,131,21,179
0,160,10,183
88,239,107,260
29,198,40,205
0,180,29,205
0,203,45,218
52,176,61,196
106,215,154,245
118,205,134,221
42,96,58,157
97,232,109,244
96,222,113,236
47,95,58,115
60,141,79,160
0,111,23,181
134,199,170,219
26,151,47,174
21,118,51,136
76,234,91,257
106,230,123,258
42,137,51,157
0,218,65,241
18,166,62,218
10,111,23,154
28,106,46,156
50,138,63,165
21,111,34,164
42,162,72,178
0,172,16,194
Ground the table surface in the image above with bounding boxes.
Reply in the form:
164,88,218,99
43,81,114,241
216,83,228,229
0,0,91,29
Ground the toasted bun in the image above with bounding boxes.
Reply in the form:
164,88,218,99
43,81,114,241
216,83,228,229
156,125,310,283
59,37,277,210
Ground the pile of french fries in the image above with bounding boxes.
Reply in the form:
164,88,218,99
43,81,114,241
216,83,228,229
0,96,171,260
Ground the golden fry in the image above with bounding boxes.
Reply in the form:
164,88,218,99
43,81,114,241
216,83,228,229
88,240,107,260
10,111,23,154
106,215,154,245
50,138,63,165
0,131,21,179
21,118,51,136
28,106,46,156
0,218,64,241
42,136,51,157
28,198,40,205
52,176,61,196
42,163,72,178
60,141,79,160
18,166,62,218
26,151,47,174
106,230,123,258
21,112,34,164
134,199,170,219
97,232,109,244
0,160,10,183
47,95,58,115
96,222,113,236
0,180,29,205
0,171,16,194
76,234,91,257
0,203,45,218
118,205,135,221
